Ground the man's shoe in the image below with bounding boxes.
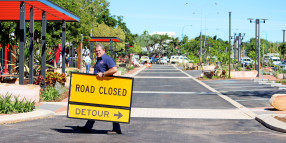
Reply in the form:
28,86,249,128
107,130,122,135
76,126,92,133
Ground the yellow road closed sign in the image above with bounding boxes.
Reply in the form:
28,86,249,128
67,72,134,123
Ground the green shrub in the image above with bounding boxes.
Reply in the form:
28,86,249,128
0,93,35,114
45,72,66,87
66,69,80,76
40,86,60,101
118,67,127,75
127,65,135,71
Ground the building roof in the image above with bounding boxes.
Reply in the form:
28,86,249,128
0,0,79,22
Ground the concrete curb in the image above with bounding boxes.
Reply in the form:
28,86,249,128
256,114,286,133
0,109,55,124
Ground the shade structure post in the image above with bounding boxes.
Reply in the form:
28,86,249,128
62,21,66,74
110,40,113,57
114,42,117,61
29,7,34,84
41,11,47,80
19,2,26,85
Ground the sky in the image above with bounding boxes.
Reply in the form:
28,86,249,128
108,0,286,43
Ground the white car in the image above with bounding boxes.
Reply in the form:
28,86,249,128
240,57,253,66
140,56,150,63
178,56,191,64
160,57,168,64
170,56,179,64
270,57,281,66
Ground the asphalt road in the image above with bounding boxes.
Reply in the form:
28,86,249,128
1,64,286,143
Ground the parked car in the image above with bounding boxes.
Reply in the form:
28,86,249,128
150,57,159,64
140,56,150,64
240,57,253,66
159,57,168,64
170,55,180,64
270,57,281,66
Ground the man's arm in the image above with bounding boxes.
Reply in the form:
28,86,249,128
97,67,117,78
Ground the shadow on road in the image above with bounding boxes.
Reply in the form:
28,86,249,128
222,91,286,98
51,126,108,134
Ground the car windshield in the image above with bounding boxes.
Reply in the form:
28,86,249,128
141,56,148,59
273,59,280,61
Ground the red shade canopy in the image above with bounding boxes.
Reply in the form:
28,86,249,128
0,0,79,22
89,37,123,43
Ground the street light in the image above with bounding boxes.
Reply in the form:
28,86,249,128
181,25,192,40
249,18,267,78
192,2,218,67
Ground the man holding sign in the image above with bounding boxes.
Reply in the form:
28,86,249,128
77,43,122,134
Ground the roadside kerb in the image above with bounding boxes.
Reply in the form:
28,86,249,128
173,65,256,119
0,109,55,125
256,114,286,133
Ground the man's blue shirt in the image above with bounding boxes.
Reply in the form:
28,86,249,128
94,54,116,74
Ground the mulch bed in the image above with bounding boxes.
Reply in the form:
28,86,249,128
274,116,286,123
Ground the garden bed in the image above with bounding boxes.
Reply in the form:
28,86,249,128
274,116,286,123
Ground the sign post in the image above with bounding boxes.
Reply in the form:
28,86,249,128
67,73,133,123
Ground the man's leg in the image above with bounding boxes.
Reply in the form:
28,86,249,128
84,120,95,129
77,120,94,133
107,122,122,134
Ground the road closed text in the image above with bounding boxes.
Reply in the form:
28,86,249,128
75,84,127,96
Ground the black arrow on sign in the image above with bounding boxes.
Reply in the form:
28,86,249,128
114,112,123,119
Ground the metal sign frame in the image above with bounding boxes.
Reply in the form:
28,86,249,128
67,72,134,124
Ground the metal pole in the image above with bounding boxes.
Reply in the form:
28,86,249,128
80,34,83,72
41,11,47,80
62,21,66,74
29,7,34,84
255,19,258,71
262,43,264,80
258,19,261,78
200,32,202,67
228,12,231,79
19,2,25,85
243,46,245,71
114,42,117,61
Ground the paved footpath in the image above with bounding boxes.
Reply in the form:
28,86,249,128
1,64,286,143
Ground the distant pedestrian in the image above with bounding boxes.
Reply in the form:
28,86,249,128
84,53,91,73
77,43,121,134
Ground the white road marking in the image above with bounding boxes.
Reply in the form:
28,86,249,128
133,91,217,95
134,76,191,78
140,72,181,73
130,108,252,119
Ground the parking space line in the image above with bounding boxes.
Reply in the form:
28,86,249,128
133,91,217,95
134,76,192,78
140,72,181,73
131,108,252,119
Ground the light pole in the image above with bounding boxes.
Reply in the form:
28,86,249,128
181,25,192,40
229,12,231,78
249,18,267,78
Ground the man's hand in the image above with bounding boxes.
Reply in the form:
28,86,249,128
97,72,104,78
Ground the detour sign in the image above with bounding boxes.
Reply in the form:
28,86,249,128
67,72,134,123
